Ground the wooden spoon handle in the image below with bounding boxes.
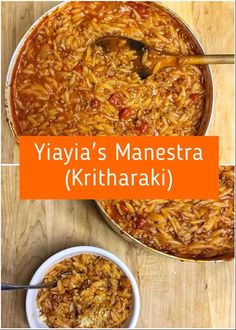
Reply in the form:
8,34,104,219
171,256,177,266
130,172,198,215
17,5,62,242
181,54,234,65
149,53,234,74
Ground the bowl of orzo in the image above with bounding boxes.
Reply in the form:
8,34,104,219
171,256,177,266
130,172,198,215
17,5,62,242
26,246,140,328
5,1,213,139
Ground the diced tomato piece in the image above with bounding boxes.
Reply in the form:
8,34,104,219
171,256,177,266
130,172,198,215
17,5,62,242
137,4,149,19
138,121,148,134
127,2,149,19
90,98,101,109
119,108,132,120
136,216,148,228
73,63,83,73
119,201,128,213
109,92,123,108
189,93,200,104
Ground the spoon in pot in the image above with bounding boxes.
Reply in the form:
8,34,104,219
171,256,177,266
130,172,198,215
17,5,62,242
94,36,234,79
1,272,71,291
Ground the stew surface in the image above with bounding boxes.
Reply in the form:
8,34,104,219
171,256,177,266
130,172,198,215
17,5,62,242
11,1,205,137
101,166,234,260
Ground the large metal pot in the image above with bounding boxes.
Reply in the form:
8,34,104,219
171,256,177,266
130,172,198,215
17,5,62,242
96,201,233,263
5,1,213,138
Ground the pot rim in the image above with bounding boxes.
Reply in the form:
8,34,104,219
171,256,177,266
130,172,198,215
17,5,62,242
96,200,234,263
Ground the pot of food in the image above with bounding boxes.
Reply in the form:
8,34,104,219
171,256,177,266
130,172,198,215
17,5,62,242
97,166,234,263
5,1,213,139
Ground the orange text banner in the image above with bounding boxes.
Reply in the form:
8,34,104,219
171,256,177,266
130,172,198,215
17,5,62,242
20,136,219,200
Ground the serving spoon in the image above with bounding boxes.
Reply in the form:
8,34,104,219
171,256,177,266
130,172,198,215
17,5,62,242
1,272,71,291
94,36,234,79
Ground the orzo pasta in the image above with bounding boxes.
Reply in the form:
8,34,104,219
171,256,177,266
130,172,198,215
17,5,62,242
100,166,234,260
36,254,132,328
10,1,206,137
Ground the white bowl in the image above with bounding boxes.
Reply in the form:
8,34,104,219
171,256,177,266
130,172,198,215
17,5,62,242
26,246,140,328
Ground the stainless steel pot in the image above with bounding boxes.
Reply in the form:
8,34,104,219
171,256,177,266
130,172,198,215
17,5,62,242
5,1,213,138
